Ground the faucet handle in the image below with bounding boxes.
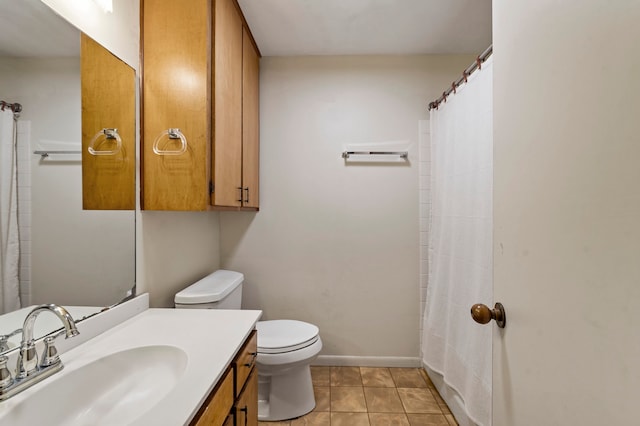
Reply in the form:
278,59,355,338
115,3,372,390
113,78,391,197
16,342,37,379
0,356,13,389
0,337,9,353
0,329,23,352
40,336,60,368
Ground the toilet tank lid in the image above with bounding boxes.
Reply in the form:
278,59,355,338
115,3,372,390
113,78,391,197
174,270,244,304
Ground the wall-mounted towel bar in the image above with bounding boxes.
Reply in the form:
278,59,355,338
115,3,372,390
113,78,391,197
342,150,408,159
33,150,82,158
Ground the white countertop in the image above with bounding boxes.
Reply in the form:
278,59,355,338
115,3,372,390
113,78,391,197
0,307,262,425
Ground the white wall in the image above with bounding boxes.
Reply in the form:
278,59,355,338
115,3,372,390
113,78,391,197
41,0,139,70
141,211,220,308
220,55,472,360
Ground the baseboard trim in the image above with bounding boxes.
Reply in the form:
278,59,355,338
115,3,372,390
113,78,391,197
313,355,421,367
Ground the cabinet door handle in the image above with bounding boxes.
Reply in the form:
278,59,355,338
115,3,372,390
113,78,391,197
244,351,257,368
240,406,248,426
244,187,249,204
237,187,243,203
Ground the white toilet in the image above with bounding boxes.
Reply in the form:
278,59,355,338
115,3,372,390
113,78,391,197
174,270,322,421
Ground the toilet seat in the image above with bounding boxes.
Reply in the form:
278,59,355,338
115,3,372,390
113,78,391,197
257,320,319,354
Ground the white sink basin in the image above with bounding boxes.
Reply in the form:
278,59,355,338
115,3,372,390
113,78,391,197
3,345,187,425
0,308,262,425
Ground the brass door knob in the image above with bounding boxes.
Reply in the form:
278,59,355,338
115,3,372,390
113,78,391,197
471,302,506,328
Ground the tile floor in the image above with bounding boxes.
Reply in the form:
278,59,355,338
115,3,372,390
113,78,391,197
258,367,458,426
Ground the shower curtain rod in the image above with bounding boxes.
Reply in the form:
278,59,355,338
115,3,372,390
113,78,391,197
428,45,492,111
0,101,22,114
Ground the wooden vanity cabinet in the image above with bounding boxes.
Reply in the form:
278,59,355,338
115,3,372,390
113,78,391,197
234,369,258,426
191,330,258,426
191,368,235,426
141,0,260,211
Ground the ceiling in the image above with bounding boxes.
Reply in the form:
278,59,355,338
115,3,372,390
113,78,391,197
237,0,492,56
0,0,491,58
0,0,79,57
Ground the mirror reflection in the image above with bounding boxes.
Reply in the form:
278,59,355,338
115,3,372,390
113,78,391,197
0,0,136,351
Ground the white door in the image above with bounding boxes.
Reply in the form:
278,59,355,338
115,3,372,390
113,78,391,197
491,1,640,425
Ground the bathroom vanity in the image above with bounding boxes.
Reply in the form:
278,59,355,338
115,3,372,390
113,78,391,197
191,330,258,425
0,298,261,425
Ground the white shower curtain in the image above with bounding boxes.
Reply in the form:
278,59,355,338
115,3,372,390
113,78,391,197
422,57,493,426
0,108,21,314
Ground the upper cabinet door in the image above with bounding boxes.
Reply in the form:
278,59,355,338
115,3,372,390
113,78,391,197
81,34,135,210
142,0,210,211
141,0,260,211
212,0,244,208
242,28,260,209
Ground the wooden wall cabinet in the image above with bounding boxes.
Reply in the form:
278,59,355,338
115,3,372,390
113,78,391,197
191,330,258,426
81,34,136,210
241,27,260,209
142,0,260,211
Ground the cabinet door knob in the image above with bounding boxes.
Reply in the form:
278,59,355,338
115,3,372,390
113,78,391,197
237,187,243,203
470,302,506,328
244,187,249,204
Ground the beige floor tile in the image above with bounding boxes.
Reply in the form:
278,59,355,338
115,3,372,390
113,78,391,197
331,412,370,426
406,414,450,425
290,411,331,426
429,388,452,414
397,388,441,414
260,365,456,426
369,413,411,426
363,387,405,413
361,367,396,387
437,400,452,415
445,414,458,425
390,368,428,388
331,386,367,412
313,386,330,412
420,369,437,390
310,366,331,386
331,366,363,386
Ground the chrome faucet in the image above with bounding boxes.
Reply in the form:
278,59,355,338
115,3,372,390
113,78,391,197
0,304,79,401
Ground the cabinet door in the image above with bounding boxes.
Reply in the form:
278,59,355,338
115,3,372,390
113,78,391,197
142,0,210,210
191,368,234,426
241,29,260,209
212,0,243,207
81,34,135,210
235,368,258,426
234,330,257,397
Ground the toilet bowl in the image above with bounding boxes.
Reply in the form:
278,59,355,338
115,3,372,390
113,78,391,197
255,319,322,421
174,270,322,421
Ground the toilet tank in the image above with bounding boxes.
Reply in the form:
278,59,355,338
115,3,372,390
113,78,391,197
174,270,244,309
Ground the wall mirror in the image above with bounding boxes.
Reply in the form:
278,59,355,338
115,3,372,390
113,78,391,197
0,0,136,353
